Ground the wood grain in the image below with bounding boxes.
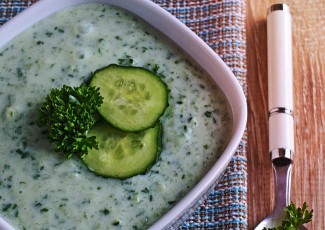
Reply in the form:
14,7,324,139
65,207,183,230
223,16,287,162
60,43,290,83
246,0,325,229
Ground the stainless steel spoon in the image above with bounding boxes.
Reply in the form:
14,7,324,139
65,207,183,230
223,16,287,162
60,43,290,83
255,159,307,229
255,4,307,230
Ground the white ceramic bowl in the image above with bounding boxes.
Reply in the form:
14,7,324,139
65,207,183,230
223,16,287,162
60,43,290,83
0,0,247,229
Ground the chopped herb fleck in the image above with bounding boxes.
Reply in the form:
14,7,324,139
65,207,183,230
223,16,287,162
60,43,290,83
100,208,110,215
141,188,150,193
152,64,159,73
4,164,10,170
204,111,212,118
2,203,12,212
17,68,24,79
168,201,176,205
199,84,205,89
40,208,49,213
115,35,122,40
45,31,53,37
16,148,34,159
33,173,41,179
118,54,133,66
112,220,120,226
34,202,42,208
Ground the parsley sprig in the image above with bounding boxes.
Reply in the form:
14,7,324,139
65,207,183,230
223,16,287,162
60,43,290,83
264,202,313,230
38,83,103,158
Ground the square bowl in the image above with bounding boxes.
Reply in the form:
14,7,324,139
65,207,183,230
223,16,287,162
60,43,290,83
0,0,247,229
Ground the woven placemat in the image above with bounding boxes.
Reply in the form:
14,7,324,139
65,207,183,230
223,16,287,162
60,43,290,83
0,0,247,229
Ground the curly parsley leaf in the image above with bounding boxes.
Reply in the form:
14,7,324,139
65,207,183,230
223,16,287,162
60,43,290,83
38,83,103,158
263,202,313,230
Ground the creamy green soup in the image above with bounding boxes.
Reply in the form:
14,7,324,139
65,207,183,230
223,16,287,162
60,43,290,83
0,3,232,230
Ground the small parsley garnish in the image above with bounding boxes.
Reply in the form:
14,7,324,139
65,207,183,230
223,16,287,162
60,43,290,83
263,202,313,230
38,83,103,158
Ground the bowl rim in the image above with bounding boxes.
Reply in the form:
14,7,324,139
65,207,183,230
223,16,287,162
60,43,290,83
0,0,247,229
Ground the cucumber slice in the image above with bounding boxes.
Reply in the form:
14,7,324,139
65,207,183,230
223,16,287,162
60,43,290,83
90,64,168,132
82,121,161,179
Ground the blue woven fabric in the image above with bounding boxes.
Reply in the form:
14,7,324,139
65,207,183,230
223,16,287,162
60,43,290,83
0,1,247,229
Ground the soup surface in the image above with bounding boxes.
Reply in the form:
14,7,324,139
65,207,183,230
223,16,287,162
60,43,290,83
0,3,232,230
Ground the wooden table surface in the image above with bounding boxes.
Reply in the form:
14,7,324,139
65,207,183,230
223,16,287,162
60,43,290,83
246,0,325,229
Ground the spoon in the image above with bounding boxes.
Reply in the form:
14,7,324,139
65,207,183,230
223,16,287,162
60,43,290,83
255,4,307,230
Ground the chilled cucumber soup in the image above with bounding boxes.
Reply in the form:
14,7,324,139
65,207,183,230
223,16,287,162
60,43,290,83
0,3,232,230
